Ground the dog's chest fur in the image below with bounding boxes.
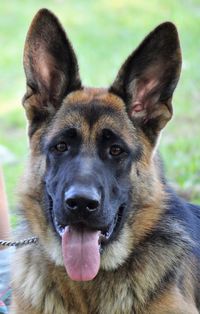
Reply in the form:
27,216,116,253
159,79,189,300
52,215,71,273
12,247,136,314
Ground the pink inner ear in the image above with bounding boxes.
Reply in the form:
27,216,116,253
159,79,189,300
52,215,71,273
36,50,54,88
130,75,159,117
132,102,144,112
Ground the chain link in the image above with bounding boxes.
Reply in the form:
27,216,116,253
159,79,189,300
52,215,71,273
0,237,38,247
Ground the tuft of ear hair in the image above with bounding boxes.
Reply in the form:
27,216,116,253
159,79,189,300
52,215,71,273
110,22,182,144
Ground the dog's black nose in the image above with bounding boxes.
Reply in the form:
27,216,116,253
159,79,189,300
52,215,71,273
64,186,100,213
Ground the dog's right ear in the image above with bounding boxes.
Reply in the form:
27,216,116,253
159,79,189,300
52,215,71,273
23,9,81,134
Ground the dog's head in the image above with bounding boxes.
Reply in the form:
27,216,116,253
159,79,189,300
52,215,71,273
21,9,181,281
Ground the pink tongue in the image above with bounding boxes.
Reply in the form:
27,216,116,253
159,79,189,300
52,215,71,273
62,227,100,281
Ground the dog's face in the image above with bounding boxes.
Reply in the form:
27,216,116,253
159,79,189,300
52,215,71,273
44,98,135,240
22,9,181,281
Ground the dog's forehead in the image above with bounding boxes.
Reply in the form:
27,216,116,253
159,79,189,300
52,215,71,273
62,88,126,125
47,88,136,144
65,88,124,109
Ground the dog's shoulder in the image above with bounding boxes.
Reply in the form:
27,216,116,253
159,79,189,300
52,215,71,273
166,187,200,240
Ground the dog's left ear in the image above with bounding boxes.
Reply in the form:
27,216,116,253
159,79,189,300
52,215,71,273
110,22,181,144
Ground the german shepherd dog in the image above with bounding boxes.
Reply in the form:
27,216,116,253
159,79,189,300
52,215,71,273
11,9,200,314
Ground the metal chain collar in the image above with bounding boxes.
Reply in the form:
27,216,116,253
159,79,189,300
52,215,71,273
0,236,38,248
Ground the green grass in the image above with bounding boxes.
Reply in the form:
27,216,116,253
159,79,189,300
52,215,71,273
0,0,200,220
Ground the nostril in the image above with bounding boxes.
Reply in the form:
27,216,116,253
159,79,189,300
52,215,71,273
86,200,99,212
64,186,101,213
66,198,78,210
65,197,99,212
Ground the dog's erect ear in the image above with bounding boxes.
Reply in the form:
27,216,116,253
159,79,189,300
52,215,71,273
110,22,181,144
23,9,81,131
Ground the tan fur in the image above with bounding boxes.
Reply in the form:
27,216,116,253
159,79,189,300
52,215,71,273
147,285,198,314
43,89,136,147
66,88,125,111
11,242,198,313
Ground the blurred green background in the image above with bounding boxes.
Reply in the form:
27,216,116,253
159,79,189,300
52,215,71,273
0,0,200,225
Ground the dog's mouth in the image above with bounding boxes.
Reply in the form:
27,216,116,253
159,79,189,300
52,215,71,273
49,198,125,282
52,204,125,246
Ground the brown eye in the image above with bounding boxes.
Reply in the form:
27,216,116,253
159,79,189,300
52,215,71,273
55,142,68,152
110,145,123,156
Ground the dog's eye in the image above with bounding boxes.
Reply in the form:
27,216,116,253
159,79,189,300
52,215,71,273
109,145,123,156
55,142,68,152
